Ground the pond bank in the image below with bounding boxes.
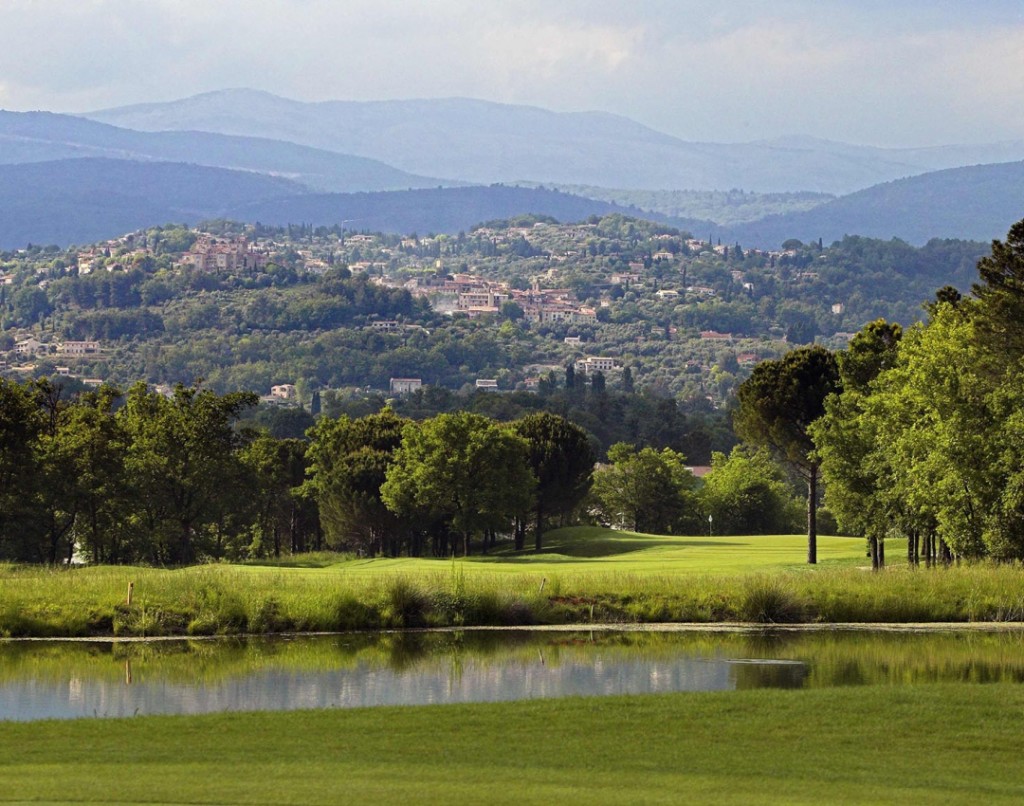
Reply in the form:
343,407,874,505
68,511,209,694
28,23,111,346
7,620,1024,643
4,562,1024,638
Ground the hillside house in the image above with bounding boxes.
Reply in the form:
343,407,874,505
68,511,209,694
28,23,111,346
181,236,268,273
14,337,45,355
369,320,400,332
574,356,619,375
57,340,101,356
390,378,422,395
457,289,509,310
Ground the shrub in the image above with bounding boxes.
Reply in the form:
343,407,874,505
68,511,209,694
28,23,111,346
186,583,249,635
333,593,380,631
380,578,429,628
248,596,293,633
739,577,806,624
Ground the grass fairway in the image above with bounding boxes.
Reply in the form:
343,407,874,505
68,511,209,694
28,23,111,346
239,527,868,577
3,684,1023,804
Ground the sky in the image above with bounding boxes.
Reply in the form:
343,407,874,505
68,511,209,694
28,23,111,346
2,0,1023,147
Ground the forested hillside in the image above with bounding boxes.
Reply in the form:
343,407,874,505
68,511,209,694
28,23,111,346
727,161,1024,247
1,215,987,430
0,159,303,249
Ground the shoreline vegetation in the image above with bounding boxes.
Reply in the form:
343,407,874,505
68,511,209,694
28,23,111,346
4,529,1024,639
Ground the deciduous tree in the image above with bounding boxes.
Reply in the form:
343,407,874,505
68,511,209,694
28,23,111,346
381,412,535,555
591,443,697,534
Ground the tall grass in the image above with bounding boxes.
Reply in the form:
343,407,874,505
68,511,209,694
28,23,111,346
2,561,1024,637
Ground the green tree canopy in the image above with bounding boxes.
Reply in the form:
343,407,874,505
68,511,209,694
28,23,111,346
0,378,45,561
381,412,535,555
306,409,409,556
512,412,595,551
118,383,257,564
698,447,802,536
591,443,697,535
735,345,840,563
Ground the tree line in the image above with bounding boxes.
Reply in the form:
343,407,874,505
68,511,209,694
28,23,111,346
737,218,1024,566
0,374,806,564
0,381,318,565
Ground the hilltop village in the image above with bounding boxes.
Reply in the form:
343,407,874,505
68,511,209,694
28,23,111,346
0,214,983,413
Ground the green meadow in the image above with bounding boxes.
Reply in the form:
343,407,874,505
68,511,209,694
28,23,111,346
3,528,1023,637
3,685,1024,804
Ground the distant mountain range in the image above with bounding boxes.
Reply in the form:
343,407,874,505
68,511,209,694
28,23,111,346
86,89,1024,195
723,161,1024,248
0,159,303,248
0,159,708,250
0,90,1022,250
229,185,708,236
2,155,1022,251
0,111,447,193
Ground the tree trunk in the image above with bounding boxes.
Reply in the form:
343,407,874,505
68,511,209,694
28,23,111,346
534,506,544,553
870,535,879,570
806,466,818,565
514,517,525,551
878,538,885,568
89,501,101,564
180,521,193,565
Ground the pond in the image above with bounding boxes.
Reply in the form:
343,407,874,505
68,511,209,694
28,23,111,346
3,627,1024,721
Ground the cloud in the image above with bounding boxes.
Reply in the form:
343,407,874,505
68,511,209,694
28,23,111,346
0,0,1022,146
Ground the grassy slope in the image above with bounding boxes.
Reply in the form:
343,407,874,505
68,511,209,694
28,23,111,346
3,685,1023,804
13,528,1024,637
241,527,869,576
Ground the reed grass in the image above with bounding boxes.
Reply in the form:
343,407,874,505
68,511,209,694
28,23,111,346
3,553,1024,637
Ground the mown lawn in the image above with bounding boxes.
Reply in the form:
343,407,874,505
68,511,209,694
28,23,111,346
2,684,1022,804
240,526,870,576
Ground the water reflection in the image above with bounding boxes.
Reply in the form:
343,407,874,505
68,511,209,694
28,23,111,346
2,628,1023,721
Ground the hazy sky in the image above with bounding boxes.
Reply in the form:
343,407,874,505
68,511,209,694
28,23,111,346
2,0,1023,147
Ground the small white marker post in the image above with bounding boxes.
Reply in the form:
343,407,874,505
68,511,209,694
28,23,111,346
708,514,713,537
